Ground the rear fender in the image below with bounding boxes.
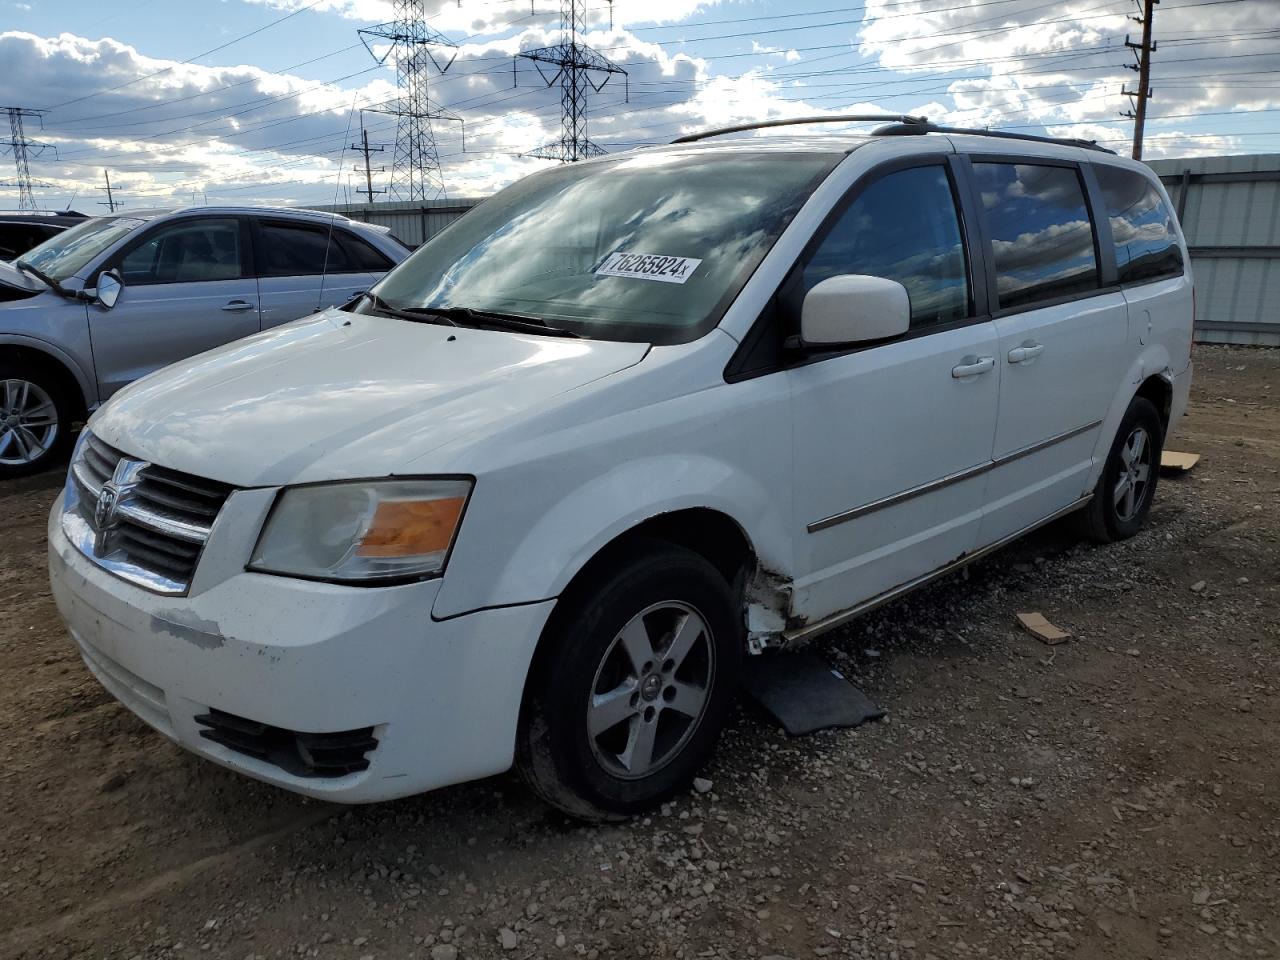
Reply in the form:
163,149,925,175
1084,343,1174,490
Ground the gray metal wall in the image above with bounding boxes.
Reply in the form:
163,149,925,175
316,197,485,248
1147,154,1280,346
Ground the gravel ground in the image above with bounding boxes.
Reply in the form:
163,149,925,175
1,344,1276,960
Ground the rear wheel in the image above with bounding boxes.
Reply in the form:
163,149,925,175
1079,396,1164,542
516,540,742,821
0,361,75,479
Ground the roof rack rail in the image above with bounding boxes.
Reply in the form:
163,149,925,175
872,119,1115,154
670,114,929,144
669,114,1115,154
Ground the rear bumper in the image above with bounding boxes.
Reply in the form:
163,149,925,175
48,496,554,802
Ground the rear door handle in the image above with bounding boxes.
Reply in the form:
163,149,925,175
1008,341,1045,364
222,300,255,312
951,355,995,378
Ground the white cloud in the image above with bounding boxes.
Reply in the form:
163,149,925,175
1,0,1276,209
856,0,1280,157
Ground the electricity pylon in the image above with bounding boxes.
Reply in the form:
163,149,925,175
360,1,463,200
517,0,628,161
1,107,54,211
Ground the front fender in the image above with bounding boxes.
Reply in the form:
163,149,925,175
431,452,791,620
0,332,97,410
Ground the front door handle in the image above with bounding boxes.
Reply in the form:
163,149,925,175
952,355,995,378
1008,340,1045,364
222,300,255,312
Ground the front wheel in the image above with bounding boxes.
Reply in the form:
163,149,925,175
0,362,75,479
1079,396,1164,542
516,540,742,821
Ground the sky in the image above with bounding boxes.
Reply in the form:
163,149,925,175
0,0,1277,211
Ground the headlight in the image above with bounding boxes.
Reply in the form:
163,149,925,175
248,478,472,584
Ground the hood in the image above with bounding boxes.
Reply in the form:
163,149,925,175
90,309,650,486
0,260,44,298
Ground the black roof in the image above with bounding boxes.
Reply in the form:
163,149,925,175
0,210,90,227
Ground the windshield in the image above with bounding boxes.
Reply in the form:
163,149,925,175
18,216,145,281
362,150,841,343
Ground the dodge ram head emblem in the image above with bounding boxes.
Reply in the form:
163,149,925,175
92,458,146,555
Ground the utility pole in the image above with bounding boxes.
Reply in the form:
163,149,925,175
1121,0,1157,161
516,0,628,162
0,106,53,210
99,169,119,212
351,126,386,204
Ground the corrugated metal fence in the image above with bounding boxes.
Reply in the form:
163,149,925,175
318,198,485,248
1147,154,1280,346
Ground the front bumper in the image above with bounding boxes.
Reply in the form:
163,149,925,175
48,496,554,802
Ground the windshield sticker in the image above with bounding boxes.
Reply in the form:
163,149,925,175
595,252,702,285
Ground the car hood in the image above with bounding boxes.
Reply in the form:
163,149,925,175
90,309,650,486
0,260,45,295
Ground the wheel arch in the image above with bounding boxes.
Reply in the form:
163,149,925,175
1084,346,1176,492
1134,372,1173,431
516,506,762,724
0,337,93,420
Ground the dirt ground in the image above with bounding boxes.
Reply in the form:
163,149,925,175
1,344,1276,960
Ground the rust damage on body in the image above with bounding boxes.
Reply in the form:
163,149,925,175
743,565,795,654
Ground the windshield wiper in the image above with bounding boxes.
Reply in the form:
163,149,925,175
359,292,460,327
418,306,581,338
14,261,92,302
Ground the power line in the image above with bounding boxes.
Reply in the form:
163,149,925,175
44,0,329,111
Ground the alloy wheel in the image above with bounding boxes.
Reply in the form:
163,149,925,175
0,379,59,467
1113,425,1152,522
587,601,716,780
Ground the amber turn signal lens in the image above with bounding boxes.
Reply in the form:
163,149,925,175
356,497,466,558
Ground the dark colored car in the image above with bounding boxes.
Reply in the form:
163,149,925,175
0,210,89,261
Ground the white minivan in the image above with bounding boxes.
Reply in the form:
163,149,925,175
48,118,1192,820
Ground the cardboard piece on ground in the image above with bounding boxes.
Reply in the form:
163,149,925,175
1161,450,1201,472
1016,612,1071,645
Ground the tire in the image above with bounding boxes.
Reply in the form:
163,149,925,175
516,539,743,821
0,360,76,480
1078,396,1164,543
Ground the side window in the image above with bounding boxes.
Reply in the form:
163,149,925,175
256,221,353,277
971,162,1099,310
340,231,394,271
118,218,243,285
800,164,969,329
1094,165,1184,284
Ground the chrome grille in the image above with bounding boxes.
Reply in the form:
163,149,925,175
62,432,234,594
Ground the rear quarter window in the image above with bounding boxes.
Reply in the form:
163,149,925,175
1094,164,1184,284
340,230,394,271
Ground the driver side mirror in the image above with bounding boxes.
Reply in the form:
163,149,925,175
799,274,910,348
94,269,123,310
